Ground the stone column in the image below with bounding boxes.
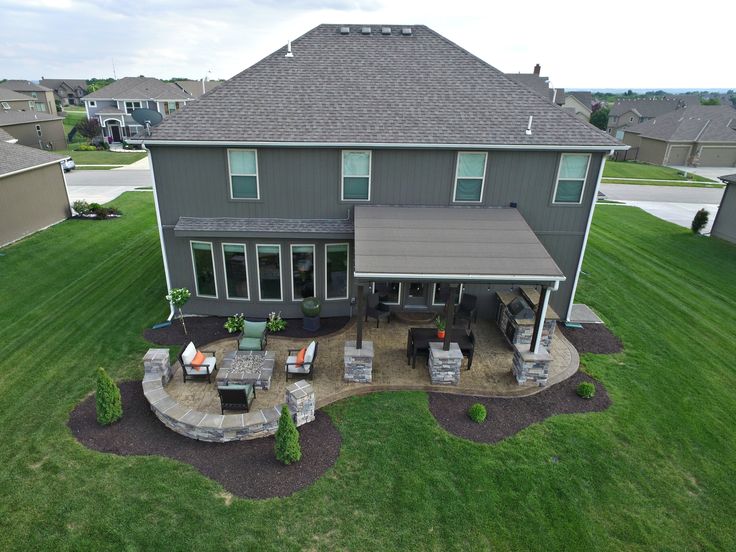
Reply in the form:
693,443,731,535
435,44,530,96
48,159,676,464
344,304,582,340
428,342,462,385
286,380,315,426
512,345,552,386
143,348,172,384
344,340,374,383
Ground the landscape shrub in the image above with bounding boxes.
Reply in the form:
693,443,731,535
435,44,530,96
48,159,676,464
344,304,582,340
266,311,287,332
691,208,709,234
275,405,301,465
166,288,191,335
72,200,90,215
467,403,487,423
96,367,123,425
224,313,245,334
577,381,596,399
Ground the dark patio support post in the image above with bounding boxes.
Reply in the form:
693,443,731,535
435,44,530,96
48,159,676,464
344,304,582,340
443,284,457,351
356,283,365,349
530,285,551,354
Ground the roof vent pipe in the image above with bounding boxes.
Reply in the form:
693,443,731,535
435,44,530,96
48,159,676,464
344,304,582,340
285,40,294,58
525,115,533,135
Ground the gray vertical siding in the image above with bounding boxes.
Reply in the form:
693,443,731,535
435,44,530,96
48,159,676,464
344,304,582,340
151,145,604,319
712,184,736,244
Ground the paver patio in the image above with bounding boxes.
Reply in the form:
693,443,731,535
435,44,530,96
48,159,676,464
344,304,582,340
166,318,578,414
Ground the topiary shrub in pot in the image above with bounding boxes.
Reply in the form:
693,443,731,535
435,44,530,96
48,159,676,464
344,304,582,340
302,296,321,332
467,403,487,424
96,367,123,425
577,381,596,399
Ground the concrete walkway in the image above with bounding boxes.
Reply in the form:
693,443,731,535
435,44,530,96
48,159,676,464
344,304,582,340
667,165,734,181
114,156,150,170
66,168,151,203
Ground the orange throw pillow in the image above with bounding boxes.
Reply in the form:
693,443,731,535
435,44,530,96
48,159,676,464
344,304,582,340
192,351,206,370
296,347,307,366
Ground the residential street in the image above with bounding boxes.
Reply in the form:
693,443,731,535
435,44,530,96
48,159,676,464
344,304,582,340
599,183,723,233
66,168,151,203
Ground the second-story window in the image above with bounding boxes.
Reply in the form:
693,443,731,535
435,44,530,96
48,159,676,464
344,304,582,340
553,153,590,204
341,150,371,201
124,101,142,114
89,101,96,107
227,149,259,199
453,152,487,202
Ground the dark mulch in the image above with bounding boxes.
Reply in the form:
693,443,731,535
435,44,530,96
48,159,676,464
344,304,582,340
143,315,351,347
428,372,611,444
557,322,623,354
68,381,342,499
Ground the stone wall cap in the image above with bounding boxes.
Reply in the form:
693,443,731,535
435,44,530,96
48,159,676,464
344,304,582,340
262,406,282,424
142,379,164,392
345,340,374,352
144,348,170,360
221,413,245,428
199,413,225,428
180,410,207,426
244,410,267,426
514,344,553,361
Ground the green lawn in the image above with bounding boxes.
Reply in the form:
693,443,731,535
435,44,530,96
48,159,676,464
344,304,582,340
602,178,723,189
604,160,715,182
62,110,87,143
1,194,735,550
52,149,147,165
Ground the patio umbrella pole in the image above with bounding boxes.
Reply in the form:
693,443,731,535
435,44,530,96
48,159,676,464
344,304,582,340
356,284,365,349
443,284,457,351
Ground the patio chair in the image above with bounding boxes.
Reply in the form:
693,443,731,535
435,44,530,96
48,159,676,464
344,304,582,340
238,320,267,351
365,292,391,328
453,293,478,328
179,341,217,383
285,340,318,380
217,383,256,414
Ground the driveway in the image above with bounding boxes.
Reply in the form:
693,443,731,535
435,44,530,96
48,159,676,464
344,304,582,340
667,165,735,181
599,184,723,233
66,169,151,204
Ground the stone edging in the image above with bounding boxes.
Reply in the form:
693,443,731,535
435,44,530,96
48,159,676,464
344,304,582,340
142,349,315,443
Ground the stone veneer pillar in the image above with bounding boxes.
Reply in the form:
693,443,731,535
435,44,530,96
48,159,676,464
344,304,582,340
512,345,552,386
286,380,315,426
143,348,172,384
428,342,462,385
343,340,374,383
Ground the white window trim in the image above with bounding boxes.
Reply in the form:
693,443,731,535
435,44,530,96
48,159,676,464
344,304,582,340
88,100,97,107
190,240,218,298
256,244,283,302
431,283,464,306
1,102,10,109
552,153,591,205
290,244,316,302
221,242,250,301
35,124,42,137
124,100,142,114
324,243,350,301
371,281,402,305
452,151,487,203
341,150,371,202
227,148,260,200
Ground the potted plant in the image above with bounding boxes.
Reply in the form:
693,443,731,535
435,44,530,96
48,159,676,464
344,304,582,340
302,296,321,332
435,316,446,339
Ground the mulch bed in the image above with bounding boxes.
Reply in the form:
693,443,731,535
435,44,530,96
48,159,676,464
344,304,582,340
68,381,342,499
557,322,623,354
143,316,351,347
428,372,611,444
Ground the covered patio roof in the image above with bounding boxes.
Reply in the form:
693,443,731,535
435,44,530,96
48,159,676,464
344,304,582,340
353,206,565,285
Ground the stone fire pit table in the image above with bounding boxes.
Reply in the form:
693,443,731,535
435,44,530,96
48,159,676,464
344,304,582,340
217,350,276,390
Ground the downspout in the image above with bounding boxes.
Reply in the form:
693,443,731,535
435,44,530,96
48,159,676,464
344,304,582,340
146,145,175,321
565,149,613,322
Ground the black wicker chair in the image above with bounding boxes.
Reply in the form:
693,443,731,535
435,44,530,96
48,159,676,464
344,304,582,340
365,292,391,328
453,293,478,329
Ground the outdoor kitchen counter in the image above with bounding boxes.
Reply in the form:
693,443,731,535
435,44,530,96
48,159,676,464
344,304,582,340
497,289,559,324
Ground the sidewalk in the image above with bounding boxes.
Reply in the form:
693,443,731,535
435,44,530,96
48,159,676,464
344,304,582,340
114,156,150,170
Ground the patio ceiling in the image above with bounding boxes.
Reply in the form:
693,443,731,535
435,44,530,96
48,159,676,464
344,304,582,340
353,206,565,285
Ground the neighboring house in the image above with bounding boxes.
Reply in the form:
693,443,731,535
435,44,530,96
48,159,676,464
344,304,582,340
0,128,17,143
607,98,689,139
506,64,565,106
39,78,88,106
0,80,57,115
563,91,593,121
0,110,66,150
0,88,36,112
712,174,736,243
622,105,736,167
174,79,223,99
0,141,70,247
133,24,623,326
83,77,193,142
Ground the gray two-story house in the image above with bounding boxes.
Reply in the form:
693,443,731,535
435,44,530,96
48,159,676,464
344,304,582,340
134,24,623,325
83,77,192,142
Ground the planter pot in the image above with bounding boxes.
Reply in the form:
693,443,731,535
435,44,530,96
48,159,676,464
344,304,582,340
437,330,446,339
303,315,321,332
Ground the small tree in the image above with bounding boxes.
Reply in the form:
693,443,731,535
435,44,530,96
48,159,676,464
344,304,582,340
274,405,301,465
96,367,123,425
75,118,102,140
691,208,709,234
590,106,610,130
166,288,191,335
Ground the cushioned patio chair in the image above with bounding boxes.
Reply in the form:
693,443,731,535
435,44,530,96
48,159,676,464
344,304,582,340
238,320,267,351
285,340,318,380
453,293,478,328
179,341,217,383
217,383,255,414
365,292,391,328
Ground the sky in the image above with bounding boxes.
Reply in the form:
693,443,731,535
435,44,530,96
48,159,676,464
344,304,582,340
1,0,734,90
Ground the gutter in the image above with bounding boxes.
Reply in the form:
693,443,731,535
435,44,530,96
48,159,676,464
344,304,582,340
354,272,565,286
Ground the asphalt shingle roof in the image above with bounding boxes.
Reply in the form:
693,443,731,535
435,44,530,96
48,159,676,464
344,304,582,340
568,91,593,107
0,128,16,142
609,98,691,118
146,24,620,147
0,140,63,177
39,79,88,91
174,216,354,235
0,80,52,92
174,80,223,98
0,110,63,126
625,105,736,142
0,88,33,102
84,77,192,101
